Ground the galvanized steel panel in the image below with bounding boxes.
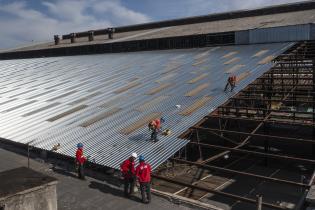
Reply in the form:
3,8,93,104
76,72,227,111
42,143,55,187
235,30,250,45
249,24,311,44
311,24,315,40
0,43,294,170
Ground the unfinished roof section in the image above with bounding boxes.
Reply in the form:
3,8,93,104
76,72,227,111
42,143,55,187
0,43,293,170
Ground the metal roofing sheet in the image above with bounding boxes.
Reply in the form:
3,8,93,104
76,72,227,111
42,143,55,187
0,43,294,170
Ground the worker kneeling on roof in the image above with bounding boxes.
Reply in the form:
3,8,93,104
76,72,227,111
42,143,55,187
148,117,165,142
120,152,137,197
136,155,152,204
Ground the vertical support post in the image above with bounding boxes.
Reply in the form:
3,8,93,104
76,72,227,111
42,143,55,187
88,31,94,42
70,33,76,43
280,63,285,97
256,195,262,210
54,35,60,45
172,158,175,176
312,54,315,157
196,130,203,161
27,143,30,168
263,122,269,166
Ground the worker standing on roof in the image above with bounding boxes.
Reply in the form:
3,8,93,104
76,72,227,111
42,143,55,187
120,153,137,197
136,155,152,204
75,143,87,180
224,75,237,92
148,117,165,142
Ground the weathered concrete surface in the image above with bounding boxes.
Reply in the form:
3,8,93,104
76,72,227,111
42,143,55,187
1,184,57,210
0,167,57,210
0,147,193,210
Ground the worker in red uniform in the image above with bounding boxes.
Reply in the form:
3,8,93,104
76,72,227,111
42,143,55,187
75,143,87,180
149,117,165,142
136,155,152,203
120,152,137,197
224,75,237,92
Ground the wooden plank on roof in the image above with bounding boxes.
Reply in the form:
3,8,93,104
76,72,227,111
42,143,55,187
47,105,88,122
258,55,275,65
120,112,162,135
222,51,238,59
252,49,269,57
135,95,169,112
146,83,172,95
187,73,208,84
225,64,245,73
224,57,240,65
236,71,251,83
185,83,209,97
80,107,121,127
114,81,141,94
179,96,212,116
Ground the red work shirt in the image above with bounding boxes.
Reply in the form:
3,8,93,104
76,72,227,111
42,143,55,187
136,162,152,183
75,148,86,164
120,159,135,179
153,119,161,130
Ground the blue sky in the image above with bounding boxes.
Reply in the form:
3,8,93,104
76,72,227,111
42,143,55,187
0,0,305,49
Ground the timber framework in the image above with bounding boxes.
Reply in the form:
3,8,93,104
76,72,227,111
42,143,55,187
152,40,315,210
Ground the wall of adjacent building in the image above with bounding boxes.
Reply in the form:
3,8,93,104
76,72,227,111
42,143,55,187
1,183,57,210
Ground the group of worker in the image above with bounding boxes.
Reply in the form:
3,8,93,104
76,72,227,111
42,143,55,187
73,75,238,202
74,116,166,203
75,144,152,203
120,153,152,203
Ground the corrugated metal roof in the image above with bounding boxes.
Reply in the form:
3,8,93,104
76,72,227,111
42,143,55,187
0,43,294,170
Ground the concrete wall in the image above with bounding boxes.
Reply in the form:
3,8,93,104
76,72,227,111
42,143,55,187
1,183,57,210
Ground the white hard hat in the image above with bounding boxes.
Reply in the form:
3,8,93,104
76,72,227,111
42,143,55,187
131,152,138,158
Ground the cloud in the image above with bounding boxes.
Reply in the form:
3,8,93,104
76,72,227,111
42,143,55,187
90,0,150,26
173,0,307,17
0,0,151,49
139,0,306,20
